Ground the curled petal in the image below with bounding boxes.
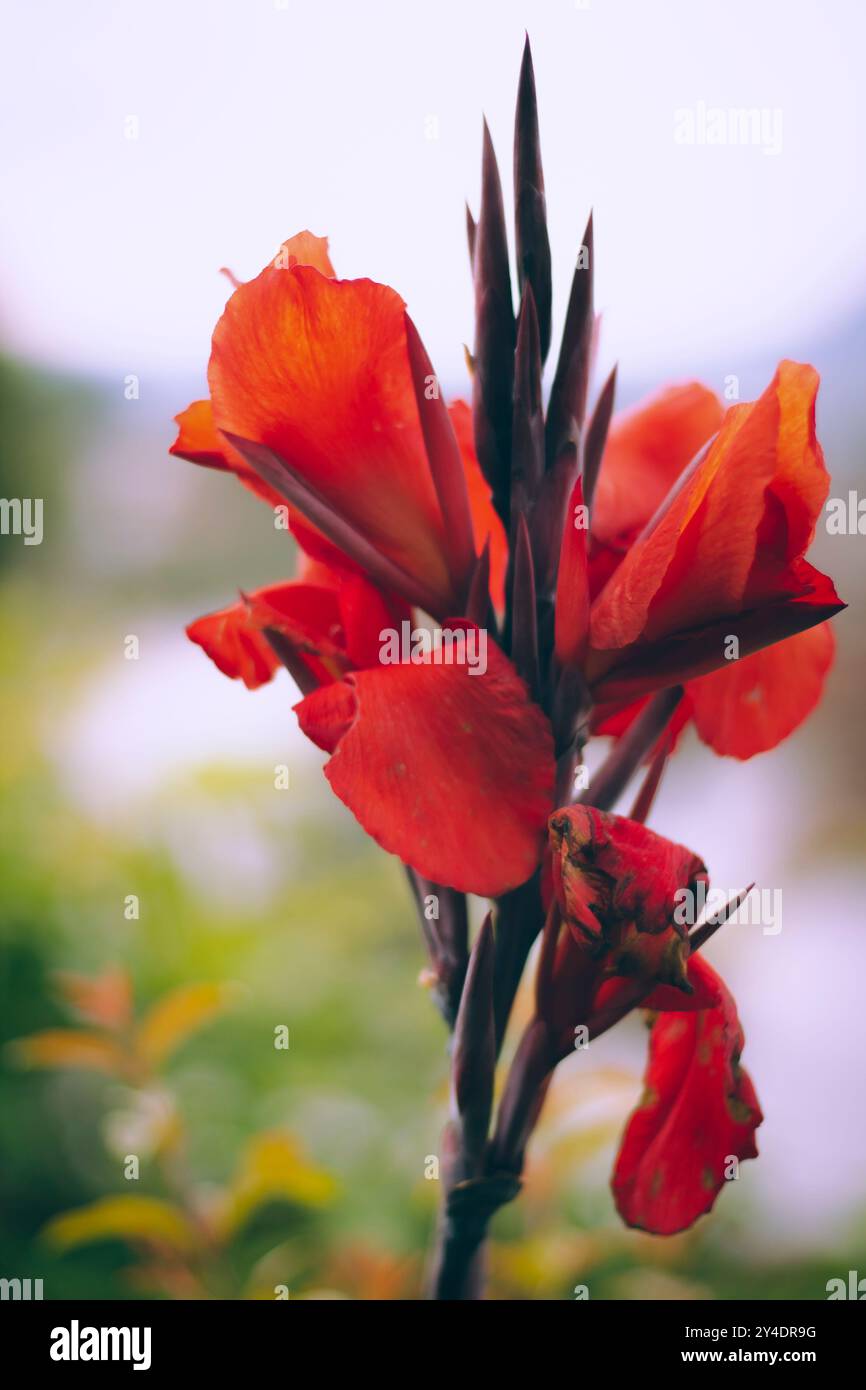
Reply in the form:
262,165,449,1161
590,362,834,654
187,601,281,690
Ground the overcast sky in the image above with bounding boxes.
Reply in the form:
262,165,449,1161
1,0,864,391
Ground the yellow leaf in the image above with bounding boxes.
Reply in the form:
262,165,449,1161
43,1196,198,1253
56,967,132,1031
136,982,234,1067
9,1030,129,1076
220,1132,336,1238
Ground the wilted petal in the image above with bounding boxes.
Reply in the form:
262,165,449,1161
611,957,762,1235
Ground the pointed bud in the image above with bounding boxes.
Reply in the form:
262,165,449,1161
514,36,552,362
511,284,544,523
689,885,755,953
583,364,617,513
510,514,540,699
545,212,594,467
472,120,516,517
464,537,493,627
529,442,579,600
466,203,477,270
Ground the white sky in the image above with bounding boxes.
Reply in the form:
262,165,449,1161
1,0,864,386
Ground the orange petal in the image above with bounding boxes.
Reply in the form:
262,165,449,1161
171,231,336,513
170,398,232,470
592,382,723,548
687,620,836,759
171,398,284,509
273,230,336,278
590,362,831,652
208,266,455,613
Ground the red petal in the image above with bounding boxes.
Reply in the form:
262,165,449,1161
687,620,836,758
612,959,762,1234
295,628,554,895
245,582,346,660
295,679,357,753
334,573,410,671
208,266,456,613
587,952,723,1025
642,953,724,1012
449,400,508,611
187,601,280,690
591,693,692,749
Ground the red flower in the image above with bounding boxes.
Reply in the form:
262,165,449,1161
174,233,555,897
581,363,843,757
172,39,841,1270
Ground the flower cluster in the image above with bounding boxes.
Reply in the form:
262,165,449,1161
171,39,843,1294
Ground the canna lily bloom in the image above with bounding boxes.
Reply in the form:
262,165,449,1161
493,806,762,1236
173,50,844,908
173,36,840,1291
578,363,843,758
173,232,551,897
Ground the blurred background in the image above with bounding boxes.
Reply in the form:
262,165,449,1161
0,0,864,1299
